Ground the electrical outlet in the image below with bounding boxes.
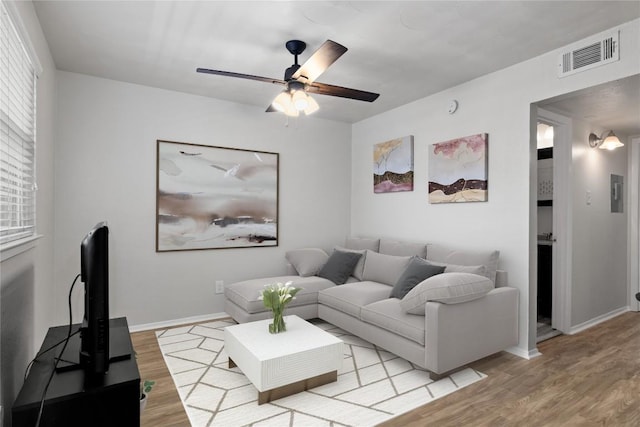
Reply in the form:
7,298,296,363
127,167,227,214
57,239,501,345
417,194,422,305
215,280,224,294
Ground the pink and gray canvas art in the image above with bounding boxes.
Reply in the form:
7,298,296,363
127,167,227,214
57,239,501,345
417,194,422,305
428,133,488,203
373,136,414,193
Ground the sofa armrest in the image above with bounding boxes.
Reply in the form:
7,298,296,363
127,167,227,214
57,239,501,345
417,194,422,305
424,286,518,374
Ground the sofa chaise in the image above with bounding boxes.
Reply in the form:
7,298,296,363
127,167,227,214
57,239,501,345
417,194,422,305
224,237,519,378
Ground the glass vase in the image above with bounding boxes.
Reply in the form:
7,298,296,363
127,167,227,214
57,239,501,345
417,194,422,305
269,308,286,334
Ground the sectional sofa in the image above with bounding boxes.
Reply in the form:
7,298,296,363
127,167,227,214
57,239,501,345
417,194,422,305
224,237,519,378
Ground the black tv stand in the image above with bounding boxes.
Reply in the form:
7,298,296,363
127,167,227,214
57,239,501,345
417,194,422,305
12,317,140,427
54,325,132,373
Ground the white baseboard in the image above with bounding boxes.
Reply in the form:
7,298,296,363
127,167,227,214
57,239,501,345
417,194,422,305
129,311,230,332
569,306,629,335
506,345,541,360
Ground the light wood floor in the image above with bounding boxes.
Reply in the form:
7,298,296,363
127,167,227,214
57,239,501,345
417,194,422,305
131,312,640,427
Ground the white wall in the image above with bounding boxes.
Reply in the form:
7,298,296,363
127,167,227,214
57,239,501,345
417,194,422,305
54,71,352,327
351,19,640,355
0,1,57,423
571,122,629,327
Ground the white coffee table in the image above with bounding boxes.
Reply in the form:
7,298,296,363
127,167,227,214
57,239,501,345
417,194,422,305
224,315,343,404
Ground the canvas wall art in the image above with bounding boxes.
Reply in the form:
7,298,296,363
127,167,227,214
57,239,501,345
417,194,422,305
156,140,278,251
428,133,488,203
373,135,414,193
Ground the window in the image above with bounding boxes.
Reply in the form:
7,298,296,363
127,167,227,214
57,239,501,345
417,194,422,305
0,1,37,246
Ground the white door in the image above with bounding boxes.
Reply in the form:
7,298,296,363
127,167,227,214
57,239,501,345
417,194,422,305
537,109,572,334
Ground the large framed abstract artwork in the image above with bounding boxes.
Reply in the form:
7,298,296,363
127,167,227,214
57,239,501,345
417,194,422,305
373,135,414,193
156,140,279,251
428,133,488,203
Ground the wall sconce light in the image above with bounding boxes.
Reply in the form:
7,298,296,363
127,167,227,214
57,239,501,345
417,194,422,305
588,130,624,151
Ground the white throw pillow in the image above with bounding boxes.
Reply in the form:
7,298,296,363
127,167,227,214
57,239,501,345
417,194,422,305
285,248,329,277
362,250,411,286
400,272,494,315
428,262,486,276
426,244,499,283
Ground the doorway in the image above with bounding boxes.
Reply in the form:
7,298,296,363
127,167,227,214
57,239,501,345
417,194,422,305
534,108,572,345
535,122,561,342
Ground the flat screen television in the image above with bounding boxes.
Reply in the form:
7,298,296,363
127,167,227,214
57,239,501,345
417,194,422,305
79,222,110,376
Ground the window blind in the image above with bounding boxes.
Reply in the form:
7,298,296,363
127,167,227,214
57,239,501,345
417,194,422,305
0,1,37,245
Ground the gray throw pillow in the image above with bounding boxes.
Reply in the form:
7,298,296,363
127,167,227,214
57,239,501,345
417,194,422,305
318,250,363,285
390,257,445,299
335,246,366,280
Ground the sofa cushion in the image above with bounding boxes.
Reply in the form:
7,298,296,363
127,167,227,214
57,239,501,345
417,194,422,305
362,251,411,286
361,299,426,345
429,261,486,276
400,273,495,315
345,237,380,252
285,248,329,277
318,250,363,285
318,282,392,318
335,246,367,280
225,275,335,314
426,244,499,283
379,239,428,257
390,257,446,299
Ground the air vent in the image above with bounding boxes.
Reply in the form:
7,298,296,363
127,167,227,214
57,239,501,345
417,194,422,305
558,31,619,77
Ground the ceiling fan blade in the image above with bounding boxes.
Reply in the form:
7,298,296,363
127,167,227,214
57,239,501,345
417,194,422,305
292,40,347,83
306,81,379,102
197,68,286,86
265,104,277,112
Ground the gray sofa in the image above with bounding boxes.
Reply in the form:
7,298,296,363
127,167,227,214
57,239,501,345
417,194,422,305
224,237,519,378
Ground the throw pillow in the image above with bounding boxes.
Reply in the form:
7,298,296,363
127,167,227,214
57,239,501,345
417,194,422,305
318,250,363,285
335,246,367,280
285,248,329,277
362,250,411,286
390,257,445,299
426,244,499,283
400,272,495,315
428,261,486,276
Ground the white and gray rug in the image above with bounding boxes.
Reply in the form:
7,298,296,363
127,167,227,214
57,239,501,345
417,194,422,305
156,319,486,427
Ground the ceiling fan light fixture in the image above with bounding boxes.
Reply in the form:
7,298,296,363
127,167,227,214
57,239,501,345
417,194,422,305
272,91,291,113
304,95,319,115
292,89,309,111
285,103,300,117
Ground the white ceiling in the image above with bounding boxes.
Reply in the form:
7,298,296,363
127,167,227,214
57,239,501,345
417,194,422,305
539,74,640,137
33,1,640,127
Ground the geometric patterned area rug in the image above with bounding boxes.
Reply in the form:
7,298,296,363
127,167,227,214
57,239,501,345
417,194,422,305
156,319,486,427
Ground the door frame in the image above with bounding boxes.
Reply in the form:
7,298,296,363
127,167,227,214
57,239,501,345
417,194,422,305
629,136,640,311
536,108,572,335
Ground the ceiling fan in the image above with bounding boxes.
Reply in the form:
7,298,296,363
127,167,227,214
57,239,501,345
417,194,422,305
197,39,380,117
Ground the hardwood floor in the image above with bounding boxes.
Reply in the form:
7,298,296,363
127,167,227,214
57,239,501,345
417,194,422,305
132,327,190,426
131,312,640,427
